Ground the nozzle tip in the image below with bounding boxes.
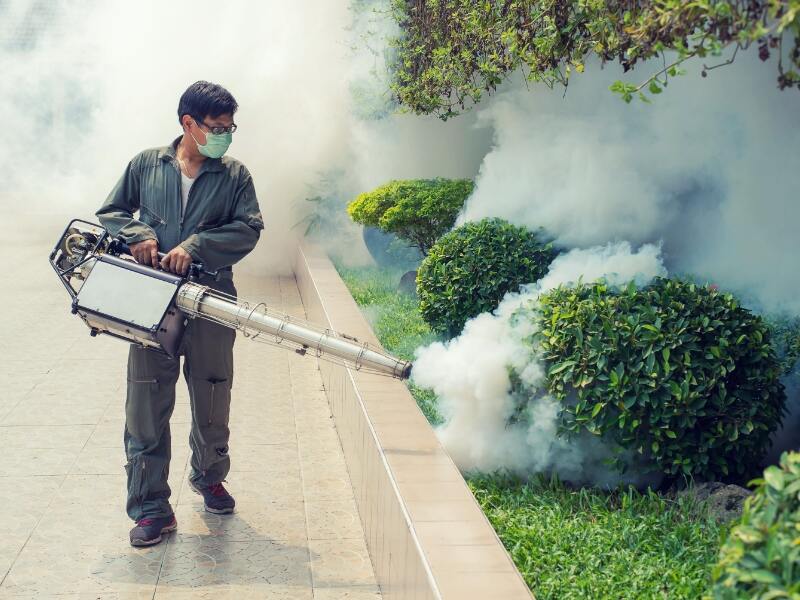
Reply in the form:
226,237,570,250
400,362,413,380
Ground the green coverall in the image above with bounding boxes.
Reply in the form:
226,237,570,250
97,137,264,521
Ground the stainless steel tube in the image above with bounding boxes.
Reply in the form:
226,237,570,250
176,283,412,379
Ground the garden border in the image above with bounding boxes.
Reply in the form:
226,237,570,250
294,242,533,600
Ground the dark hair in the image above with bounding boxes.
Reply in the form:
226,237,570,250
177,81,238,124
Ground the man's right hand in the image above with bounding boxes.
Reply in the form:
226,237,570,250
129,239,159,268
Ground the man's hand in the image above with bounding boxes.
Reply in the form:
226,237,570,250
129,239,159,268
160,246,193,275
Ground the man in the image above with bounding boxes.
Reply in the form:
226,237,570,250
97,81,264,547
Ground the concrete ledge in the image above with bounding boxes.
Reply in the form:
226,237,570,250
294,243,533,600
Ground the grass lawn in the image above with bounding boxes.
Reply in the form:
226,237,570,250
335,262,728,600
335,263,442,424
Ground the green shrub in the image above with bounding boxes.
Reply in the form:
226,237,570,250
347,178,473,255
769,315,800,375
518,278,786,481
712,451,800,599
417,218,555,336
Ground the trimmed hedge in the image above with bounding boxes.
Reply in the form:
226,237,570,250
712,451,800,599
347,178,473,255
517,278,787,481
417,218,555,336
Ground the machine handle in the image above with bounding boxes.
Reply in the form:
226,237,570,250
111,239,216,280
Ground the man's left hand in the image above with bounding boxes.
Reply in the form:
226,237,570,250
160,246,193,275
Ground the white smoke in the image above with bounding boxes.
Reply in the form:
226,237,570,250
1,0,490,269
454,49,799,462
1,0,355,268
537,242,667,291
460,51,800,315
412,242,666,485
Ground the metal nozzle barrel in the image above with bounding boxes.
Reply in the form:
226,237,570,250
176,282,412,379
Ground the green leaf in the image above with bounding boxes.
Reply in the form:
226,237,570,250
760,591,791,600
784,478,800,496
549,360,577,376
749,569,781,584
648,80,662,94
763,466,785,491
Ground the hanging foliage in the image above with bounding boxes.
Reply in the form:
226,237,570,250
390,0,800,118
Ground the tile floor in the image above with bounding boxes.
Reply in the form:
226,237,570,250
0,223,381,599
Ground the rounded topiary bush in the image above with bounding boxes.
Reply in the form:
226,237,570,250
518,278,786,481
347,178,474,256
417,218,556,336
712,451,800,598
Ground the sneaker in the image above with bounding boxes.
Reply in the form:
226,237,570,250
129,514,177,547
189,480,236,514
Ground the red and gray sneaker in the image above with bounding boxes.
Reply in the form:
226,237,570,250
129,514,177,547
189,480,236,514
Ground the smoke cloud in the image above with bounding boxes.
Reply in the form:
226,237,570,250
443,51,799,469
412,242,666,486
1,0,349,267
2,0,490,269
459,51,800,315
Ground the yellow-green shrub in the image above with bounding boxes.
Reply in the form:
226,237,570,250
712,451,800,599
347,178,473,255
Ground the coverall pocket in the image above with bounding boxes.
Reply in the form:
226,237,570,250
125,456,144,504
190,377,232,428
139,203,166,227
207,378,231,427
125,454,169,515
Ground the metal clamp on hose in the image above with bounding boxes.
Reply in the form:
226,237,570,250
176,283,209,317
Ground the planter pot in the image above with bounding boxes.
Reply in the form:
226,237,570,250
362,226,396,267
399,270,417,295
362,226,422,268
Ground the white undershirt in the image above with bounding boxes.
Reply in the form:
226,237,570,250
180,171,195,216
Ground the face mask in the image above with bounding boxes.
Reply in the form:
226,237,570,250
190,129,232,159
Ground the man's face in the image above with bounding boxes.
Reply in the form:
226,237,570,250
184,113,235,146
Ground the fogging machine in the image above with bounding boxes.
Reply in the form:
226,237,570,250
49,219,412,379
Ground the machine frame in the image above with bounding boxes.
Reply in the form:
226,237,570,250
49,219,188,357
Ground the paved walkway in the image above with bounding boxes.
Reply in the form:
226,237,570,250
0,222,380,599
